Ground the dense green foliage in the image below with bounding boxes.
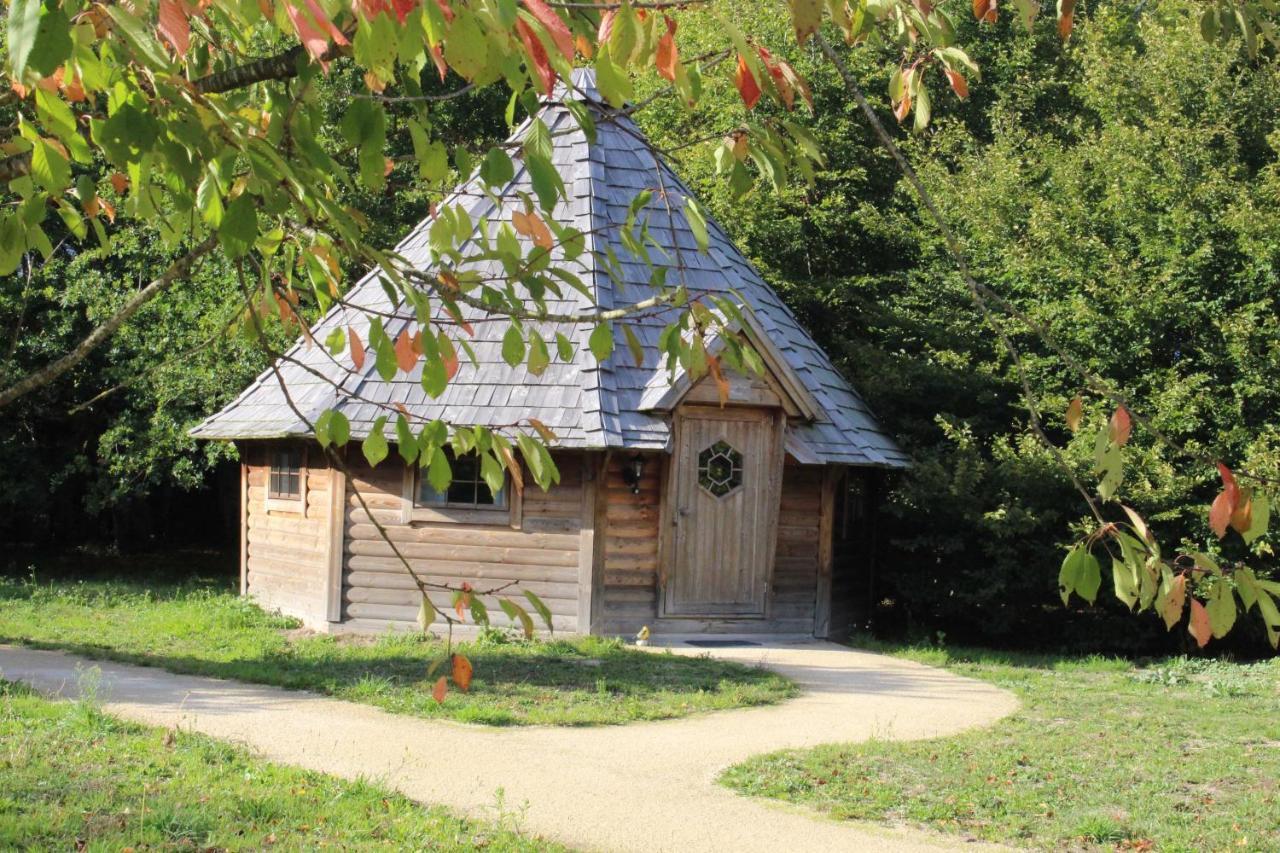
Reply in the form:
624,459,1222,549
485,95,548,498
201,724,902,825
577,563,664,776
640,0,1280,650
723,642,1280,850
0,563,794,725
0,679,560,849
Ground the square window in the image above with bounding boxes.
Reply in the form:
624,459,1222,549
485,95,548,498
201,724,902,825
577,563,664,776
417,450,505,509
268,448,303,499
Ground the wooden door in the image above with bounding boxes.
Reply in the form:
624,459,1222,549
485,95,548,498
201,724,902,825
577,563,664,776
664,406,784,617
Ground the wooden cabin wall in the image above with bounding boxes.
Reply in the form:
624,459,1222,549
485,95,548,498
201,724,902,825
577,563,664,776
243,444,340,627
772,461,822,635
598,453,664,632
598,455,823,636
340,451,586,633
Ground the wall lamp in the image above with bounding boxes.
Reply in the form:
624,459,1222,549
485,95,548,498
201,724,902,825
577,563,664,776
620,453,646,495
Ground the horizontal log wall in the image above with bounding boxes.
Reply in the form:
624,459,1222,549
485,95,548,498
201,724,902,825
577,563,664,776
340,452,585,633
598,453,664,632
244,444,334,627
768,462,821,635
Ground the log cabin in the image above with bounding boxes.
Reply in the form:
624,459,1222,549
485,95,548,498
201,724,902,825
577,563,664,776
192,70,908,640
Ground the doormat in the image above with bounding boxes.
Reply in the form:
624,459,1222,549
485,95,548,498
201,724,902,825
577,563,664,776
683,640,762,648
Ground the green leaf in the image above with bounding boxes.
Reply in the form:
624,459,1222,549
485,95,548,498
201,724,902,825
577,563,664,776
501,324,526,367
525,153,564,213
1059,544,1100,605
527,331,550,376
196,172,224,228
469,595,489,627
1111,557,1139,610
30,138,69,194
913,83,932,134
315,410,350,448
1244,492,1270,544
1096,443,1124,501
479,451,505,498
684,196,709,252
396,414,418,464
362,417,388,466
523,589,554,634
498,598,535,639
325,327,346,355
409,123,449,181
588,323,613,362
12,0,73,79
6,0,43,80
218,194,259,259
104,4,171,70
623,324,645,367
1206,581,1236,639
427,446,451,493
555,332,574,362
480,146,514,188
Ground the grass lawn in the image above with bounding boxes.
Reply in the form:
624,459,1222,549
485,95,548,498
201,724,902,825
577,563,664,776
0,562,793,726
722,643,1280,852
0,678,563,850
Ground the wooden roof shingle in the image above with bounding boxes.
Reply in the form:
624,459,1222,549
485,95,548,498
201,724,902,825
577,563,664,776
192,69,908,468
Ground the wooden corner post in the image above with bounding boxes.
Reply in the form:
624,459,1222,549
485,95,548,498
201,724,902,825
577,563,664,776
813,465,840,639
325,454,347,623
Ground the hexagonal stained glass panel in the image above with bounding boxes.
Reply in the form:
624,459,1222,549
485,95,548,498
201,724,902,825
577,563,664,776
697,440,743,498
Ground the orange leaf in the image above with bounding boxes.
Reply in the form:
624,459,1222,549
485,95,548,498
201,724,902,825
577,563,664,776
348,327,366,371
655,16,678,82
528,417,557,442
1109,406,1131,446
973,0,997,23
1217,462,1239,506
441,341,459,380
432,675,448,703
515,18,556,94
1209,490,1234,539
707,355,730,407
454,590,471,620
757,46,793,110
512,209,553,249
1188,598,1212,648
430,43,448,82
157,0,190,55
110,172,129,195
734,54,762,110
499,446,525,495
944,68,969,99
389,0,416,25
1230,494,1253,535
1057,0,1076,38
894,92,912,123
1065,395,1083,432
1162,573,1186,629
394,329,417,372
521,0,574,62
451,653,473,692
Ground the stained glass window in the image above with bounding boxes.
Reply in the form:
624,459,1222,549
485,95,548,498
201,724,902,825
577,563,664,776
697,440,743,497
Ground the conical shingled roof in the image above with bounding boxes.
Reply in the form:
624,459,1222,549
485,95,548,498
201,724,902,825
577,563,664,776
192,69,907,468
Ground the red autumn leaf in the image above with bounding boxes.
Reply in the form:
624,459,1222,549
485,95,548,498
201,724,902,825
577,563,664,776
348,327,366,371
1109,406,1132,446
1057,0,1076,38
442,347,459,380
1217,461,1239,506
707,355,730,407
394,330,417,372
110,172,129,194
1065,395,1083,432
944,68,969,99
451,653,473,692
912,0,934,14
757,46,794,110
157,0,190,55
777,60,813,111
735,54,762,110
453,590,471,620
512,209,553,249
390,0,416,25
515,18,556,93
411,329,423,355
283,2,335,67
597,9,616,42
655,16,678,82
1188,598,1212,648
432,675,448,703
434,0,454,23
521,0,574,62
427,43,448,81
973,0,997,23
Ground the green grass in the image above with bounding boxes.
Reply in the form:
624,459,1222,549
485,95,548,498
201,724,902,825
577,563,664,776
0,568,794,726
722,642,1280,852
0,677,563,850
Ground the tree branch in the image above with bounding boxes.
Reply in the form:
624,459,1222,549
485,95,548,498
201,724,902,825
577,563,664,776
0,235,219,410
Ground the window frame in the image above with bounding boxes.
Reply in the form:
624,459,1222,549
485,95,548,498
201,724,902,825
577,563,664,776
400,452,522,528
265,445,308,514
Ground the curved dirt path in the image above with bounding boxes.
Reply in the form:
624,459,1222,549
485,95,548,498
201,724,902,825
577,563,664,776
0,639,1017,852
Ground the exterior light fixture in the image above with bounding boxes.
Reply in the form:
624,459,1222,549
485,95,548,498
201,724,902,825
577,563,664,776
621,453,646,495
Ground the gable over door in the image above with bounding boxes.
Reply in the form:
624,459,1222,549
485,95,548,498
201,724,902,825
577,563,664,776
663,406,784,617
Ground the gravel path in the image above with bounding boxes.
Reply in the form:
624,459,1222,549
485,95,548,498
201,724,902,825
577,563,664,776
0,639,1018,852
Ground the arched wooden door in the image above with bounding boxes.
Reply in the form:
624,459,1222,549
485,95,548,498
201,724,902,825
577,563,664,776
662,406,785,618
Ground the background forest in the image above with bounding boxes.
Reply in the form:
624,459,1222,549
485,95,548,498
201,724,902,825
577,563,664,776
4,0,1278,652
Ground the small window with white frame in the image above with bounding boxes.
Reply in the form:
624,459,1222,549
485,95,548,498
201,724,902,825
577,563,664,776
266,446,306,511
404,449,520,527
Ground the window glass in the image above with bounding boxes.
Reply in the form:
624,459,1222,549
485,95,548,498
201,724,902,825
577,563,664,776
268,448,303,499
417,451,505,508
